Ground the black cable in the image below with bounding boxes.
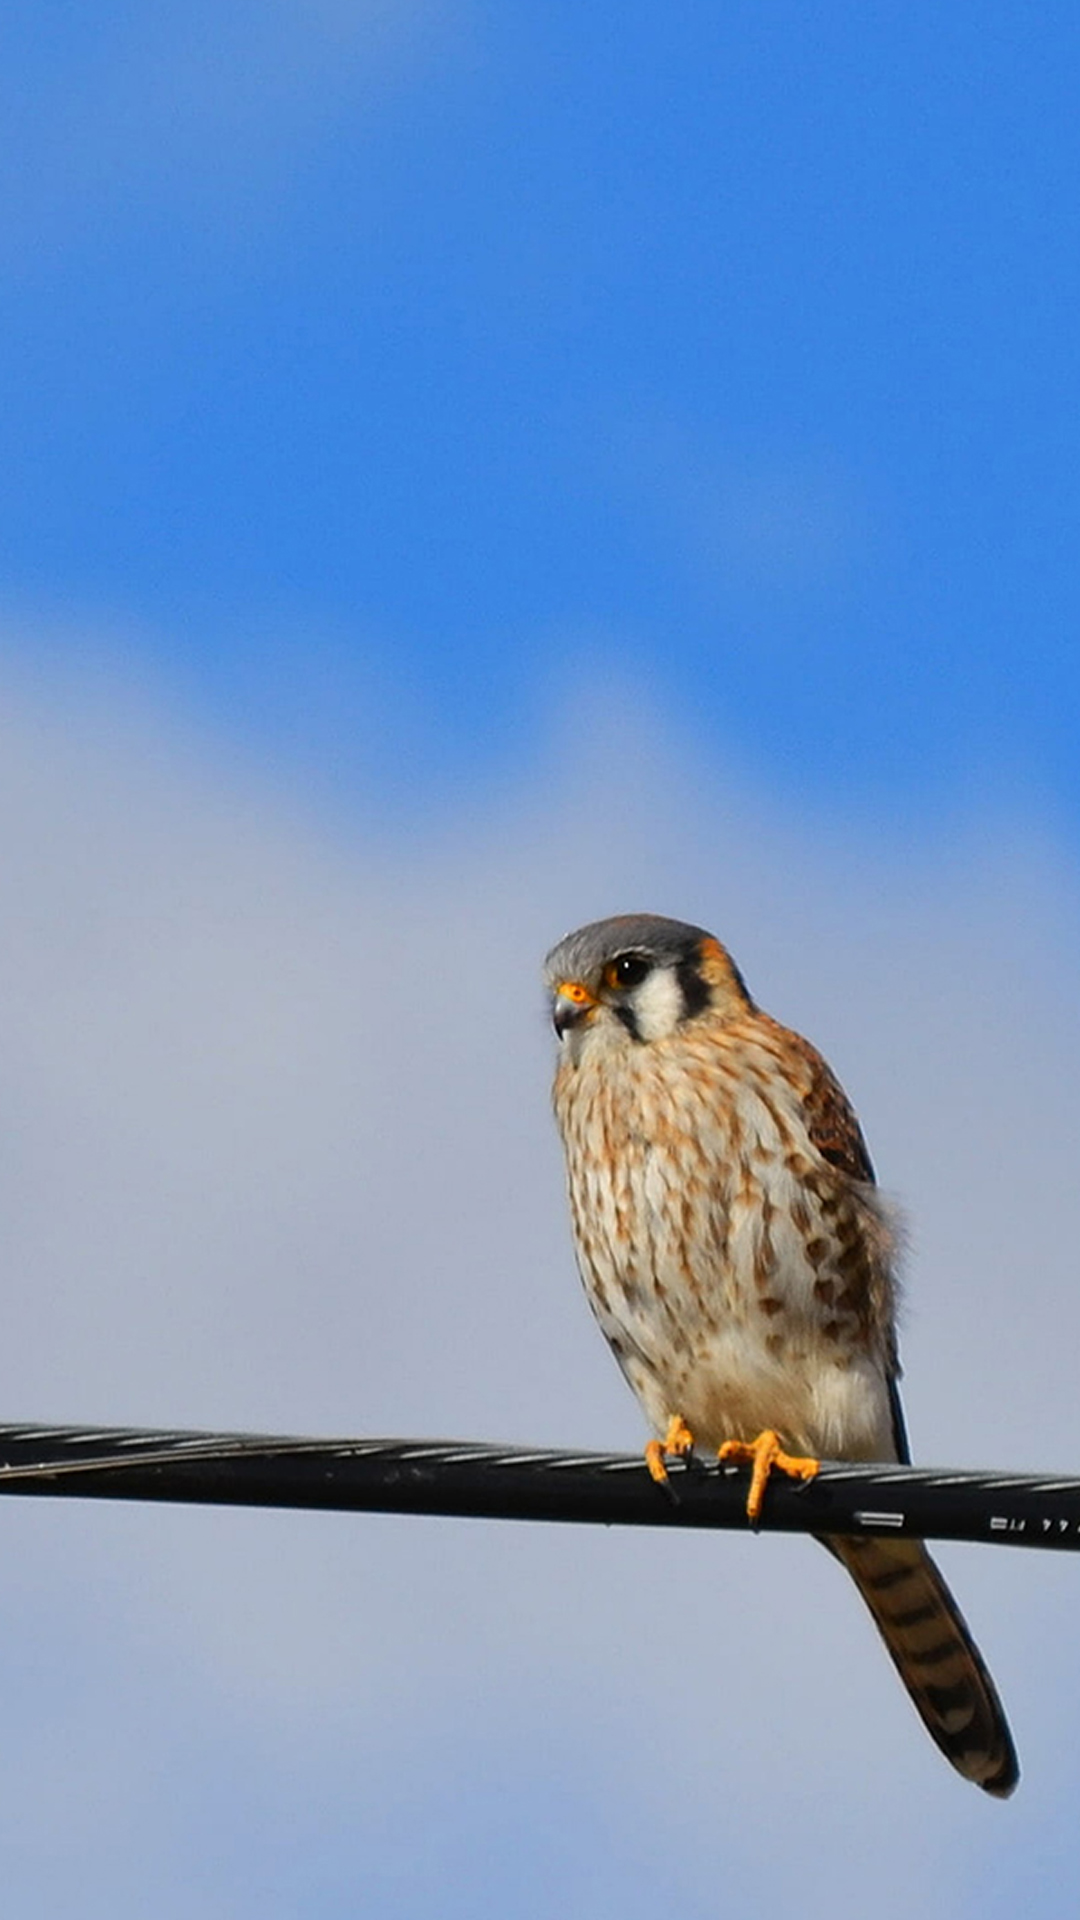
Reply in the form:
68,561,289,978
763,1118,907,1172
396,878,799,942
0,1420,1073,1550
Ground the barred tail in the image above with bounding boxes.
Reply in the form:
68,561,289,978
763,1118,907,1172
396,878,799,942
823,1533,1019,1797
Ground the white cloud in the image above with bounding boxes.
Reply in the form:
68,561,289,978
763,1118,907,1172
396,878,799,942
0,1,470,258
0,658,1075,1914
612,414,882,601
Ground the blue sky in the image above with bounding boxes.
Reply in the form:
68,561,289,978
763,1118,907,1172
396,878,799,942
1,7,1080,1918
1,2,1078,820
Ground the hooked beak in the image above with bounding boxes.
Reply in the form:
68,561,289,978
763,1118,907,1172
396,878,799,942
552,979,597,1037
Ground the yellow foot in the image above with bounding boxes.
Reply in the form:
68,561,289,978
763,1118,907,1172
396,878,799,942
717,1429,820,1522
645,1415,696,1485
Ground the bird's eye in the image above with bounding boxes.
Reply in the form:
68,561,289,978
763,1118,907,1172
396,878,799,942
605,953,650,991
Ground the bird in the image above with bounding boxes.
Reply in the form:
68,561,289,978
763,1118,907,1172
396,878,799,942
544,912,1018,1796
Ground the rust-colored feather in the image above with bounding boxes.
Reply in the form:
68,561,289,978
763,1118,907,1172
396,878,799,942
757,1016,877,1184
824,1534,1018,1797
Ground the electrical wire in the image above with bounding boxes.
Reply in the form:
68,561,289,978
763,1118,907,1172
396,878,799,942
0,1420,1073,1550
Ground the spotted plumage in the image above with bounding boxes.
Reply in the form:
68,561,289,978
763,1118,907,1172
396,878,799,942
544,912,1017,1796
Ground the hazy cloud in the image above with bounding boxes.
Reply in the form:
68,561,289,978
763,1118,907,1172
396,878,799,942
0,656,1076,1914
613,415,882,604
0,1,468,258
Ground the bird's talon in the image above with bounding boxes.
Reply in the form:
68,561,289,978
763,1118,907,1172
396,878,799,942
645,1414,695,1484
717,1428,820,1522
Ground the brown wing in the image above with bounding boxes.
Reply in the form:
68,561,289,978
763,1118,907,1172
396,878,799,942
799,1041,876,1184
758,1016,877,1183
757,1015,908,1458
796,1028,911,1459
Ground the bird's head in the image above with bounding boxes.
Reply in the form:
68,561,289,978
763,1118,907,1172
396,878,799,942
544,913,753,1053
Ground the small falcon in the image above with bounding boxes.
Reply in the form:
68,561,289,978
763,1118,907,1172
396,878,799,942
544,912,1017,1796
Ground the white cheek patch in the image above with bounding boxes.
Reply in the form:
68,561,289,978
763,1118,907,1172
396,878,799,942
631,966,685,1041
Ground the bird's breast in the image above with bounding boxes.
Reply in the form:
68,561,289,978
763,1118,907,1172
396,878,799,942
552,1026,895,1458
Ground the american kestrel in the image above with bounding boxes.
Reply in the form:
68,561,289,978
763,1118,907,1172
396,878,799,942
545,913,1017,1796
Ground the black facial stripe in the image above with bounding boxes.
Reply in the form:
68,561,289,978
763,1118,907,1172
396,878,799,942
613,1002,641,1040
676,954,711,1020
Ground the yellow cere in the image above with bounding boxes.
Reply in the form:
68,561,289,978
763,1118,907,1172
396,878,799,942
557,980,595,1007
